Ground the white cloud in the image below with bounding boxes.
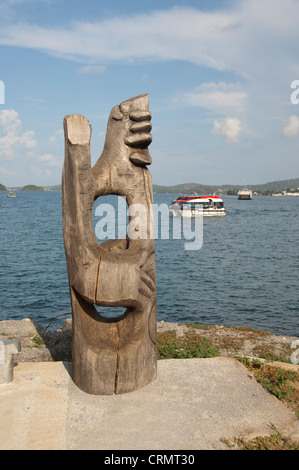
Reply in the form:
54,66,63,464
174,82,247,114
0,109,37,160
19,130,37,149
283,115,299,137
212,117,244,143
0,109,20,129
0,0,298,82
0,7,237,67
39,153,61,167
77,65,106,74
49,128,63,143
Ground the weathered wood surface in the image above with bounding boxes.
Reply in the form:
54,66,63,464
62,95,157,394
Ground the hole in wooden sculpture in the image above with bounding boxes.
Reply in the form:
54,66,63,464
93,195,128,244
93,304,127,321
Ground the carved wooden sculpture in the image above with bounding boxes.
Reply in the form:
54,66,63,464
62,94,157,395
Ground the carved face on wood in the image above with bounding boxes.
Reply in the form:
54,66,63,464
62,94,157,394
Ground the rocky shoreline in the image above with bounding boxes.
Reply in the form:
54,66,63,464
1,317,298,366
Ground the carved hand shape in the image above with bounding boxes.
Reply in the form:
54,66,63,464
62,94,157,394
92,94,153,206
62,94,156,315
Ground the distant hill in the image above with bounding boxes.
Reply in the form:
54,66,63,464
3,177,299,194
43,185,61,191
248,177,299,191
21,184,44,191
0,183,7,191
153,182,219,194
153,177,299,194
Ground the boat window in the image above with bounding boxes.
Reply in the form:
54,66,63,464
188,202,210,209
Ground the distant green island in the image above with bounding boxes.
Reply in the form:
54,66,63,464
21,184,44,191
1,177,299,196
0,184,44,191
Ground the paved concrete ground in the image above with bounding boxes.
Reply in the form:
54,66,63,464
0,357,298,450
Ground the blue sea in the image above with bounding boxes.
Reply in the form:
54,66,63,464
0,191,298,337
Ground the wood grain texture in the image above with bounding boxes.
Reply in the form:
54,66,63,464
62,95,157,394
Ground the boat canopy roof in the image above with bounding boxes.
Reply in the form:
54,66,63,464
171,195,223,204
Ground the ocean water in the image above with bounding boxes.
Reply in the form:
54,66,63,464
0,190,298,337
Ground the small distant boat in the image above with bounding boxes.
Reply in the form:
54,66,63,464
6,192,16,198
238,188,252,200
169,195,226,217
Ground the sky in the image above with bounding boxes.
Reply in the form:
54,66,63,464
0,0,299,187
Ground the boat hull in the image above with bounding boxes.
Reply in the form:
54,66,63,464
170,208,226,217
238,189,252,200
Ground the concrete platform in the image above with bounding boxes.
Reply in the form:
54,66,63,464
0,357,298,450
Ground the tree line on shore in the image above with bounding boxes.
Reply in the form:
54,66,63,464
0,184,43,191
1,177,299,195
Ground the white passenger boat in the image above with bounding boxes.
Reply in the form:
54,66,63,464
238,188,252,200
169,195,226,217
